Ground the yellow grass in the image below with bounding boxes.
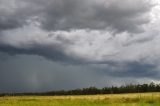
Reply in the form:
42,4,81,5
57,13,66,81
0,92,160,106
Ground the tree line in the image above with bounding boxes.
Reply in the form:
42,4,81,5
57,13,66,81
0,82,160,96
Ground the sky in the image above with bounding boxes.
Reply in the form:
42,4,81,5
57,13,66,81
0,0,160,93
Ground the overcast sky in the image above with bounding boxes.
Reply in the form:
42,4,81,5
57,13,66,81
0,0,160,93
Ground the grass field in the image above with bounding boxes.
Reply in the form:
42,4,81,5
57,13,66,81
0,93,160,106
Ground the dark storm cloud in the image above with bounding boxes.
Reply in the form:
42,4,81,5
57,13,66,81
0,43,75,63
0,53,159,93
0,0,153,32
0,0,159,93
0,1,25,30
0,52,111,92
0,17,24,31
39,0,152,32
0,0,154,62
96,62,160,79
0,0,44,31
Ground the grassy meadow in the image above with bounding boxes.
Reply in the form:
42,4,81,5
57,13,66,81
0,93,160,106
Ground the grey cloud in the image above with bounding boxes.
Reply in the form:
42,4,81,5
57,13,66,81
0,26,160,64
0,53,159,93
0,16,23,31
0,43,74,63
0,53,110,92
0,0,44,31
0,37,90,64
94,62,160,80
39,0,152,33
0,0,160,93
90,0,152,33
0,1,24,30
0,0,153,32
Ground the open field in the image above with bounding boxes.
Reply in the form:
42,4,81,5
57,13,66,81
0,93,160,106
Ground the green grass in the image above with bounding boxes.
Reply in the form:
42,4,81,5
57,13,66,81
0,93,160,106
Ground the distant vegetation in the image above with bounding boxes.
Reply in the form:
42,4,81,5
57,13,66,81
1,82,160,96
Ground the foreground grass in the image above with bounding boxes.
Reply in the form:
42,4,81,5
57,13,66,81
0,93,160,106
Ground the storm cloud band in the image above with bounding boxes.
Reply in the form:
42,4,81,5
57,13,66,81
0,0,160,93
